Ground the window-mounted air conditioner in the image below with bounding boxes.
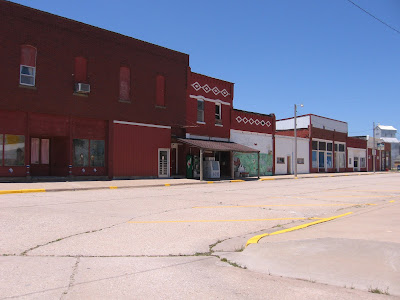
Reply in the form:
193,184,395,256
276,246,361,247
75,83,90,94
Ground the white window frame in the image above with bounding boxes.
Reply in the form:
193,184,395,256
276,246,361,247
20,65,36,86
158,148,170,178
197,100,205,123
215,103,221,120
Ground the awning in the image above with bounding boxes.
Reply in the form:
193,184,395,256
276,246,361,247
177,138,259,153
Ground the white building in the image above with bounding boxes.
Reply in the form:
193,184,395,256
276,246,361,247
374,125,399,169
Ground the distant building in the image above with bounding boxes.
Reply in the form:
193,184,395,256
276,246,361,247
374,125,399,169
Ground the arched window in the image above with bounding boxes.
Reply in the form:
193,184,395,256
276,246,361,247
119,66,131,101
20,45,37,86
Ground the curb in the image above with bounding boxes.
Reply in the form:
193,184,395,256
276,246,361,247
245,212,353,247
0,172,388,195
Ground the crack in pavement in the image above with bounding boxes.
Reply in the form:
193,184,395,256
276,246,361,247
60,257,80,300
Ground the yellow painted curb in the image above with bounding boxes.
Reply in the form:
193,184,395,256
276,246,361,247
109,186,118,189
230,180,244,183
245,212,353,247
389,200,395,203
259,178,275,181
165,184,171,187
207,181,214,184
0,189,46,195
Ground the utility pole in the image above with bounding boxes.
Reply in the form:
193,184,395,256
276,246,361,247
373,122,376,173
294,104,297,178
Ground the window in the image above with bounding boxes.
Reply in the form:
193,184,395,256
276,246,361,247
20,45,36,86
4,135,25,166
327,152,332,168
90,140,105,167
119,66,131,102
319,152,325,168
74,57,87,83
339,144,345,152
156,75,165,107
312,151,318,168
349,158,352,164
327,143,333,151
297,158,304,164
334,144,338,151
277,157,285,164
31,138,49,165
197,100,204,122
73,139,89,167
319,142,326,151
312,141,318,150
215,103,221,120
73,139,105,167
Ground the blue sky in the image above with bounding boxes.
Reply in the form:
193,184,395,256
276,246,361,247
9,0,400,137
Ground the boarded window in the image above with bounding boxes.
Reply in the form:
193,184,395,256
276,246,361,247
156,75,165,106
74,57,87,83
119,66,130,101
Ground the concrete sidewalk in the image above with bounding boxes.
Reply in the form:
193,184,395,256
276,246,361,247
0,171,390,194
219,202,400,296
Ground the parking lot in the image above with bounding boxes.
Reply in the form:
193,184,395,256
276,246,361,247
0,173,399,299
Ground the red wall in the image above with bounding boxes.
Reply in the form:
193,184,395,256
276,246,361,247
0,1,188,131
112,123,171,177
231,110,275,134
186,71,233,139
347,137,367,149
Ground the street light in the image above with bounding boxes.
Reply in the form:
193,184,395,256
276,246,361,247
294,104,304,178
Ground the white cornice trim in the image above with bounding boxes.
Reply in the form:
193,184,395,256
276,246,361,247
189,95,231,106
114,120,171,129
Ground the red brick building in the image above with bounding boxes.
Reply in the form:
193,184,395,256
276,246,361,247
0,0,188,179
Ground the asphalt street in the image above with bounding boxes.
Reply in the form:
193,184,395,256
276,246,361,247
0,173,399,299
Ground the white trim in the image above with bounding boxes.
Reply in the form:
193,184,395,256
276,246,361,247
189,95,231,106
114,120,171,129
215,124,223,127
196,121,206,125
231,129,273,138
20,65,36,87
215,102,222,120
184,133,229,142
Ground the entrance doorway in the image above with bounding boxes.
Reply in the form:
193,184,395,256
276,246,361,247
158,149,170,178
287,156,291,174
30,137,69,176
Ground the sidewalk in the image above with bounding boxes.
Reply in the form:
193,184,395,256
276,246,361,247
0,171,389,194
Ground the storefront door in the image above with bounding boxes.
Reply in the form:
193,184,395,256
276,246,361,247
30,137,50,176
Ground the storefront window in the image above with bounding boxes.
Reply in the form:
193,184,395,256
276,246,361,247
41,139,50,164
312,151,318,168
327,143,333,151
73,139,89,166
319,142,326,151
0,134,3,166
339,153,346,168
339,144,345,152
312,141,318,150
4,135,25,166
319,151,325,168
327,152,332,168
90,140,105,167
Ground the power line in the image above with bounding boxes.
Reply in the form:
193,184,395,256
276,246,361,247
346,0,400,35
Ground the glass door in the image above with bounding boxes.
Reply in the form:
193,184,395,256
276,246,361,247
158,149,169,177
30,137,50,176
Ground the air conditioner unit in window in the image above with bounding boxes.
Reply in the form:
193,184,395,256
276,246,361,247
75,83,90,94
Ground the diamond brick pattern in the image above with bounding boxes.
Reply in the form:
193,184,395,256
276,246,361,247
191,82,230,97
236,116,271,127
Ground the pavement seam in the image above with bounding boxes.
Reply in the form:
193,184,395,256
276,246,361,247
245,212,353,247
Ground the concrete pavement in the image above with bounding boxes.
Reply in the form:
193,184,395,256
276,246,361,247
218,202,400,296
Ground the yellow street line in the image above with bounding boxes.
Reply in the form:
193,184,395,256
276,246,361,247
245,212,353,247
128,217,310,224
0,189,46,195
109,186,118,189
231,180,244,183
389,200,395,203
194,203,375,209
